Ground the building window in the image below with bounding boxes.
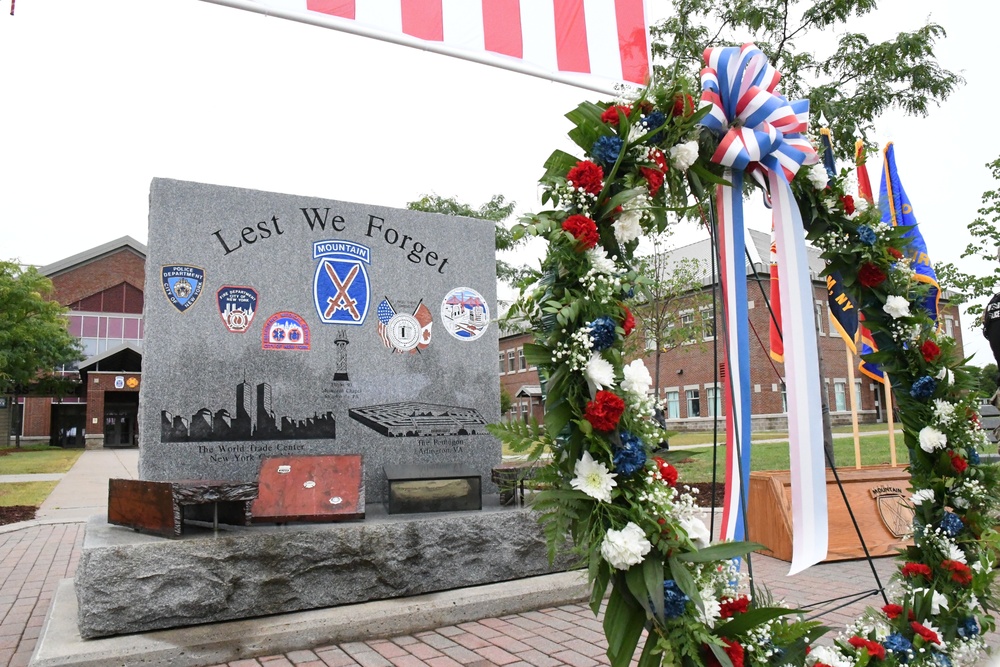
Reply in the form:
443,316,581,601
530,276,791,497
706,385,723,417
499,352,506,375
828,308,838,337
665,391,680,419
814,302,825,335
854,380,863,411
945,316,954,337
507,350,516,373
686,388,700,418
518,347,526,371
645,322,658,352
680,312,695,344
521,401,529,423
700,308,715,340
781,382,787,413
69,313,144,360
834,380,847,412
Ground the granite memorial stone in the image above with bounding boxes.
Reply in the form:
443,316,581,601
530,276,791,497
141,178,501,502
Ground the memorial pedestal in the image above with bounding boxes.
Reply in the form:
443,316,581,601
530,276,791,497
747,466,913,562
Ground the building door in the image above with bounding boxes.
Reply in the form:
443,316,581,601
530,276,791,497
103,393,139,448
50,404,87,448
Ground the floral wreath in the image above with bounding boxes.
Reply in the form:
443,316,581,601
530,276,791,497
491,44,1000,667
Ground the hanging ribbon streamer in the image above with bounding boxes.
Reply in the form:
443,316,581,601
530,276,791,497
699,43,827,574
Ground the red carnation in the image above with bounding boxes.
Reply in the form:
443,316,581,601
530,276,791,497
566,161,604,196
848,636,886,660
888,247,904,260
654,457,678,486
943,559,973,585
910,621,941,645
858,262,887,287
704,639,744,667
719,596,750,618
671,93,695,117
921,340,941,362
562,215,599,251
622,306,636,336
949,451,969,474
640,166,665,196
882,604,904,619
600,104,631,126
583,391,626,431
840,195,856,215
901,562,932,579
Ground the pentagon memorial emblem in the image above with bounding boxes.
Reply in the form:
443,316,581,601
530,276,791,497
870,485,915,539
441,287,489,341
376,298,433,354
261,311,310,351
217,286,259,333
161,265,205,313
313,240,371,326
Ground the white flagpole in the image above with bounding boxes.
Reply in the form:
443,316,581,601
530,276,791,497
197,0,624,96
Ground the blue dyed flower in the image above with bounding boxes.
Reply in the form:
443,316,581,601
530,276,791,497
910,376,938,400
614,432,647,478
589,316,617,351
591,136,624,167
663,580,689,618
932,653,952,667
958,616,980,638
857,225,877,246
940,511,964,537
641,111,667,143
884,633,913,661
968,447,980,465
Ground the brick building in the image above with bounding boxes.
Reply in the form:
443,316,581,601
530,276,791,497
6,237,146,448
499,229,964,431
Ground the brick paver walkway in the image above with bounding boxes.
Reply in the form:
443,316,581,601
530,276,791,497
0,518,934,667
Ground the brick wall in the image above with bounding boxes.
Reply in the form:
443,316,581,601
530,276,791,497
49,249,145,308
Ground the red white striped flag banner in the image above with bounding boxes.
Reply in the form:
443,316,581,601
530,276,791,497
199,0,651,93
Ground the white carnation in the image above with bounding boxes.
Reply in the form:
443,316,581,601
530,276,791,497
932,399,956,425
621,359,653,397
698,589,722,628
613,208,643,244
808,646,853,667
936,366,953,386
945,542,967,564
678,515,711,548
585,353,616,392
910,489,934,506
918,426,948,453
669,140,699,171
570,451,617,503
806,163,831,190
600,522,652,570
912,587,948,615
586,247,617,274
883,295,911,319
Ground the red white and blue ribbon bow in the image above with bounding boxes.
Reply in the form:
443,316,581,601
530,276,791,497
699,43,827,575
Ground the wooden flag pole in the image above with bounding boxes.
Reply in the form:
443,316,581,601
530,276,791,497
846,344,861,469
884,374,897,467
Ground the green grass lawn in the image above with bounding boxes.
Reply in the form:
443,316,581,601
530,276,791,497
0,481,58,507
0,444,83,475
673,434,905,483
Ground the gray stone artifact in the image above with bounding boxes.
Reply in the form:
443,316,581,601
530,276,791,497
141,178,501,502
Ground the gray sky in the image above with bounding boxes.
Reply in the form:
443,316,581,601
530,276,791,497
1,0,998,363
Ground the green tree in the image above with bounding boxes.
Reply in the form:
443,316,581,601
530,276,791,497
406,193,528,286
499,384,513,416
0,262,83,446
936,156,1000,317
977,363,998,397
652,0,963,158
629,240,711,395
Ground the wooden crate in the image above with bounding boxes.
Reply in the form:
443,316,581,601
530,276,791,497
747,466,913,562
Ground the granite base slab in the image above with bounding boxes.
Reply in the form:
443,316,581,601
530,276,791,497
75,502,576,639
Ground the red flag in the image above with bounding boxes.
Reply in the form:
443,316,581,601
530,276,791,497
855,140,874,204
768,222,783,363
221,0,651,87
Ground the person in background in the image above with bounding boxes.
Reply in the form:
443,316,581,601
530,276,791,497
982,291,1000,385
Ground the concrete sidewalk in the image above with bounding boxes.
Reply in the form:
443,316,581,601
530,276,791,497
0,449,996,667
